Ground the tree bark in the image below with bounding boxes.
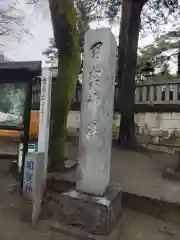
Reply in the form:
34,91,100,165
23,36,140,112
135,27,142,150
117,0,144,148
48,0,80,172
116,0,131,85
177,42,180,75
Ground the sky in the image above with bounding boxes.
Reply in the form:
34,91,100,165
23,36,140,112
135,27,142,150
0,0,175,71
1,1,53,65
1,0,155,65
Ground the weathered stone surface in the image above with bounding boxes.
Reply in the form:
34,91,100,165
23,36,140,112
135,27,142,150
58,185,122,235
50,215,124,240
77,28,117,196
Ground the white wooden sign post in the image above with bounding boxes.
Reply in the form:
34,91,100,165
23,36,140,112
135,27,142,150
23,152,45,224
23,68,52,224
38,68,52,180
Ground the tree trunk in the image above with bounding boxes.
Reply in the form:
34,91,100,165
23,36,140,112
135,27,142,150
177,42,180,75
117,0,144,148
116,0,131,85
48,0,80,172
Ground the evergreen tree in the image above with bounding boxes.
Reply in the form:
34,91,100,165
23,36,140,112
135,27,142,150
138,28,180,73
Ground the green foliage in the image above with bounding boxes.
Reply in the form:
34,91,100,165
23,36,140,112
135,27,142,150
43,38,57,66
44,0,180,67
76,0,95,51
141,0,180,37
138,28,180,71
76,0,179,35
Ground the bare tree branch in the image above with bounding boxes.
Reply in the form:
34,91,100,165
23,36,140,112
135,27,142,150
0,1,28,42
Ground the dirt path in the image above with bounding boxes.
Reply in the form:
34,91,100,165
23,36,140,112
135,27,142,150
119,209,180,240
0,165,179,240
0,139,180,239
0,158,76,240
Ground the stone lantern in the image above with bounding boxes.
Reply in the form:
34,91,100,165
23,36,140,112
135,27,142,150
140,61,155,79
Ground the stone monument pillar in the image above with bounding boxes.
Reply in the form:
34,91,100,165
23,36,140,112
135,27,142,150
59,28,122,235
76,28,117,196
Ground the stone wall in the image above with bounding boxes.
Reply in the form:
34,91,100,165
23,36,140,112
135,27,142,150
134,113,180,144
67,111,80,129
135,113,180,136
67,111,180,144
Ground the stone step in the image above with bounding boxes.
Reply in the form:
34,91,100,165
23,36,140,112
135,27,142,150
46,190,180,239
0,153,18,159
46,169,76,193
123,192,180,224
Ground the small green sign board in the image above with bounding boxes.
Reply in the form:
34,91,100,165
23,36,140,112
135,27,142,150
18,142,38,172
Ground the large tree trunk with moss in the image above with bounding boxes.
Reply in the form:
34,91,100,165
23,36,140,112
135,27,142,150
116,0,131,85
48,0,80,172
178,43,180,75
117,0,145,148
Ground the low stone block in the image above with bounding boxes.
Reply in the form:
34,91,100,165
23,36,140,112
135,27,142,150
58,185,122,235
163,168,180,181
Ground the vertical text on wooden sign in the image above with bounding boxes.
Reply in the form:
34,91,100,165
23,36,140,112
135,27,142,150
38,68,52,181
40,78,47,123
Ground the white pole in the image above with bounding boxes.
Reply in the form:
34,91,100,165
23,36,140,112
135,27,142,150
38,68,52,181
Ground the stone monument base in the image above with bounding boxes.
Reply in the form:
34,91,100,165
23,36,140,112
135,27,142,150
58,185,122,235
